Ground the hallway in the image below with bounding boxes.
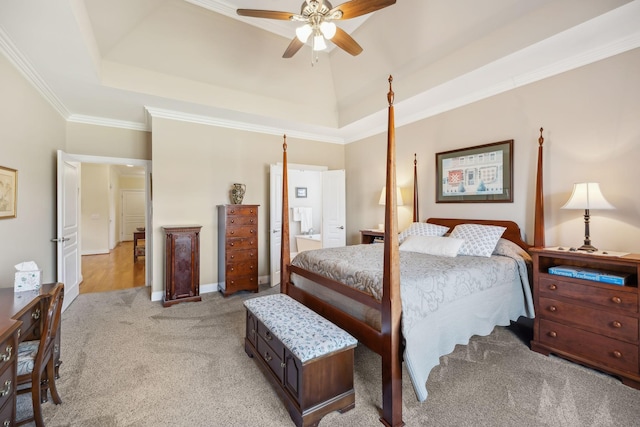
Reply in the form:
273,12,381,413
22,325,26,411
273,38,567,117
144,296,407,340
80,241,145,294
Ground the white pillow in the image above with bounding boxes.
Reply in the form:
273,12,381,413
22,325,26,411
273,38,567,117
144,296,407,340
399,235,464,257
450,224,506,257
398,222,449,244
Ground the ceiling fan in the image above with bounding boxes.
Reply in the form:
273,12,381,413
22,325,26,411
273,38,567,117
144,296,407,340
237,0,396,64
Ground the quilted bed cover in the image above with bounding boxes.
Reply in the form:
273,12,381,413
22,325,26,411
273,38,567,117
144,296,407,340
291,239,535,401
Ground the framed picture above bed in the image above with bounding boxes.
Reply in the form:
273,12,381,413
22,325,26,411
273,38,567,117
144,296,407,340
0,165,17,219
436,139,513,203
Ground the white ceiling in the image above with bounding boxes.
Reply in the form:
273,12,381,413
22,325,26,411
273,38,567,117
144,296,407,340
0,0,639,144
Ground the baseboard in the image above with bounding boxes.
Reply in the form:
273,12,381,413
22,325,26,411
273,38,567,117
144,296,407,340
82,249,109,256
151,276,270,302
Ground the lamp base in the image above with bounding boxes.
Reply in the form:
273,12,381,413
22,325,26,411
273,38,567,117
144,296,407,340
577,244,598,252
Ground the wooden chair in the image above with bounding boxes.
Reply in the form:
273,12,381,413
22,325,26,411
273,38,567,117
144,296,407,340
16,283,64,426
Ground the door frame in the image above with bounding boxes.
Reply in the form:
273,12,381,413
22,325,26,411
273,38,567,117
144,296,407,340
60,153,153,289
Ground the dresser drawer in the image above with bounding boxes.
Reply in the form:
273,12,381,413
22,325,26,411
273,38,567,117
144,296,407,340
226,275,257,291
539,319,638,374
0,340,14,375
539,297,638,342
226,259,257,277
226,215,257,227
539,276,638,313
226,248,257,263
223,205,258,217
226,225,258,238
226,236,257,251
0,391,15,427
257,321,285,357
0,361,14,415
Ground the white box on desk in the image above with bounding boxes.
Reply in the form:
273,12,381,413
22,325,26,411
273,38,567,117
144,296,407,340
15,270,42,292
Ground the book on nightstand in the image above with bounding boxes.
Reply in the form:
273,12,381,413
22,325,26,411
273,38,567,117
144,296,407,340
548,265,631,285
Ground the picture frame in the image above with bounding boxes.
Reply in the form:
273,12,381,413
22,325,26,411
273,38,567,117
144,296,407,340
295,187,307,198
435,140,513,203
0,165,17,219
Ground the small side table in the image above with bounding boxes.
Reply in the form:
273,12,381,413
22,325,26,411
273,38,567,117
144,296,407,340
133,230,145,262
360,229,384,244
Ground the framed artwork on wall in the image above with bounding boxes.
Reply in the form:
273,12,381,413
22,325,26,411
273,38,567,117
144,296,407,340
295,187,307,198
435,140,513,203
0,165,17,219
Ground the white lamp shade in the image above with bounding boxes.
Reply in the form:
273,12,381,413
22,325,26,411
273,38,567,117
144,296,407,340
312,34,327,51
295,24,312,43
379,186,404,206
320,21,336,39
561,183,614,210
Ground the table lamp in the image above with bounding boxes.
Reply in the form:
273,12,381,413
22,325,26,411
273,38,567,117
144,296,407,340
561,182,613,251
378,186,403,230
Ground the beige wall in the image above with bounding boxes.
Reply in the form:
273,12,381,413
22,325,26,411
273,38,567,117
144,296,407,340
66,122,151,160
150,119,345,295
80,164,110,254
0,54,66,287
346,48,640,253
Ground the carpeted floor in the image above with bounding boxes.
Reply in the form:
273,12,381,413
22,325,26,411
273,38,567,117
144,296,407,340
18,284,640,426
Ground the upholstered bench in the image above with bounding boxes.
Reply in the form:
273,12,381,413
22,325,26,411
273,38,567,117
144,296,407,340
244,293,357,427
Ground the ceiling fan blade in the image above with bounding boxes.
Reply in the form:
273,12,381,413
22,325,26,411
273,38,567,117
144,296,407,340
237,9,294,20
283,37,305,58
332,0,396,20
331,27,363,56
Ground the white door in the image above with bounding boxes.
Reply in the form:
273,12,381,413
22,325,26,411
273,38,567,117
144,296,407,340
269,164,283,287
322,170,346,248
121,190,146,241
55,150,81,311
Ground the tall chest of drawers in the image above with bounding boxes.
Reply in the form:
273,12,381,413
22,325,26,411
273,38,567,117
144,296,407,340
530,248,640,389
0,318,21,426
218,204,259,297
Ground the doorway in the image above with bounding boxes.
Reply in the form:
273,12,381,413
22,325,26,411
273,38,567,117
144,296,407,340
57,152,152,299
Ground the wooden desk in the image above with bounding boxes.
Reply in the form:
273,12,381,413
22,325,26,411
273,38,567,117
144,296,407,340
360,229,385,244
0,283,62,425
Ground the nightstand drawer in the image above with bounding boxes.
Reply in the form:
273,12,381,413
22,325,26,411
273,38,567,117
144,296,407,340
539,297,638,342
539,276,638,313
540,319,638,374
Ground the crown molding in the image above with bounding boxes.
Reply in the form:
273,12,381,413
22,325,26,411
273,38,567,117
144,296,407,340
67,114,149,132
0,25,70,118
144,106,346,144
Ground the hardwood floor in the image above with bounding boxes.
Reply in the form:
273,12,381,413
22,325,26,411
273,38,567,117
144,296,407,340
80,241,146,294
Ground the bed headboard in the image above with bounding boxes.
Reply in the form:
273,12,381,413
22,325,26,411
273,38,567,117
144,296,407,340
426,218,531,252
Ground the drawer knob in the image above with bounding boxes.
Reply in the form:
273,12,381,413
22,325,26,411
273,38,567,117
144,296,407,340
250,230,254,234
4,419,10,427
265,331,273,341
230,242,234,247
280,362,286,368
231,219,235,223
611,296,622,304
0,345,12,362
548,306,557,312
612,321,622,329
0,380,11,397
264,352,272,362
548,284,557,291
32,308,41,320
230,231,235,235
548,331,557,338
612,350,622,359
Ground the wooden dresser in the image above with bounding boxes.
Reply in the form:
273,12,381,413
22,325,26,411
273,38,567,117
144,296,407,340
530,248,640,389
162,225,202,307
0,318,21,426
218,205,259,297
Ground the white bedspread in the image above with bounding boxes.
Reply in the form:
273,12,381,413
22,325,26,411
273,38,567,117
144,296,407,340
291,239,535,401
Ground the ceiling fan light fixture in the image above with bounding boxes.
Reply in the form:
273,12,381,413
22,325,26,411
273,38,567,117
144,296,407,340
320,21,336,39
295,24,312,42
313,33,327,51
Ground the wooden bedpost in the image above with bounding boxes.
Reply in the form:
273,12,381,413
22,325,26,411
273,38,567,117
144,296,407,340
534,128,545,248
280,135,291,292
380,76,404,427
413,153,418,222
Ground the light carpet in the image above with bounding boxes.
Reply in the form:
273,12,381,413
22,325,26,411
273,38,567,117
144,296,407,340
17,285,640,426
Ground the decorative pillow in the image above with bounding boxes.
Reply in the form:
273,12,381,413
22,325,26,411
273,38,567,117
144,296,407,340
398,222,449,244
450,224,506,257
399,235,464,257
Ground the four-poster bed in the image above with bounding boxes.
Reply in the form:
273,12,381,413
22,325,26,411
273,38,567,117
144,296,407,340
278,77,545,427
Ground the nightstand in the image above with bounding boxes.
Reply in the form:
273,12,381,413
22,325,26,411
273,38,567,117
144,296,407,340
530,247,640,389
360,229,384,244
